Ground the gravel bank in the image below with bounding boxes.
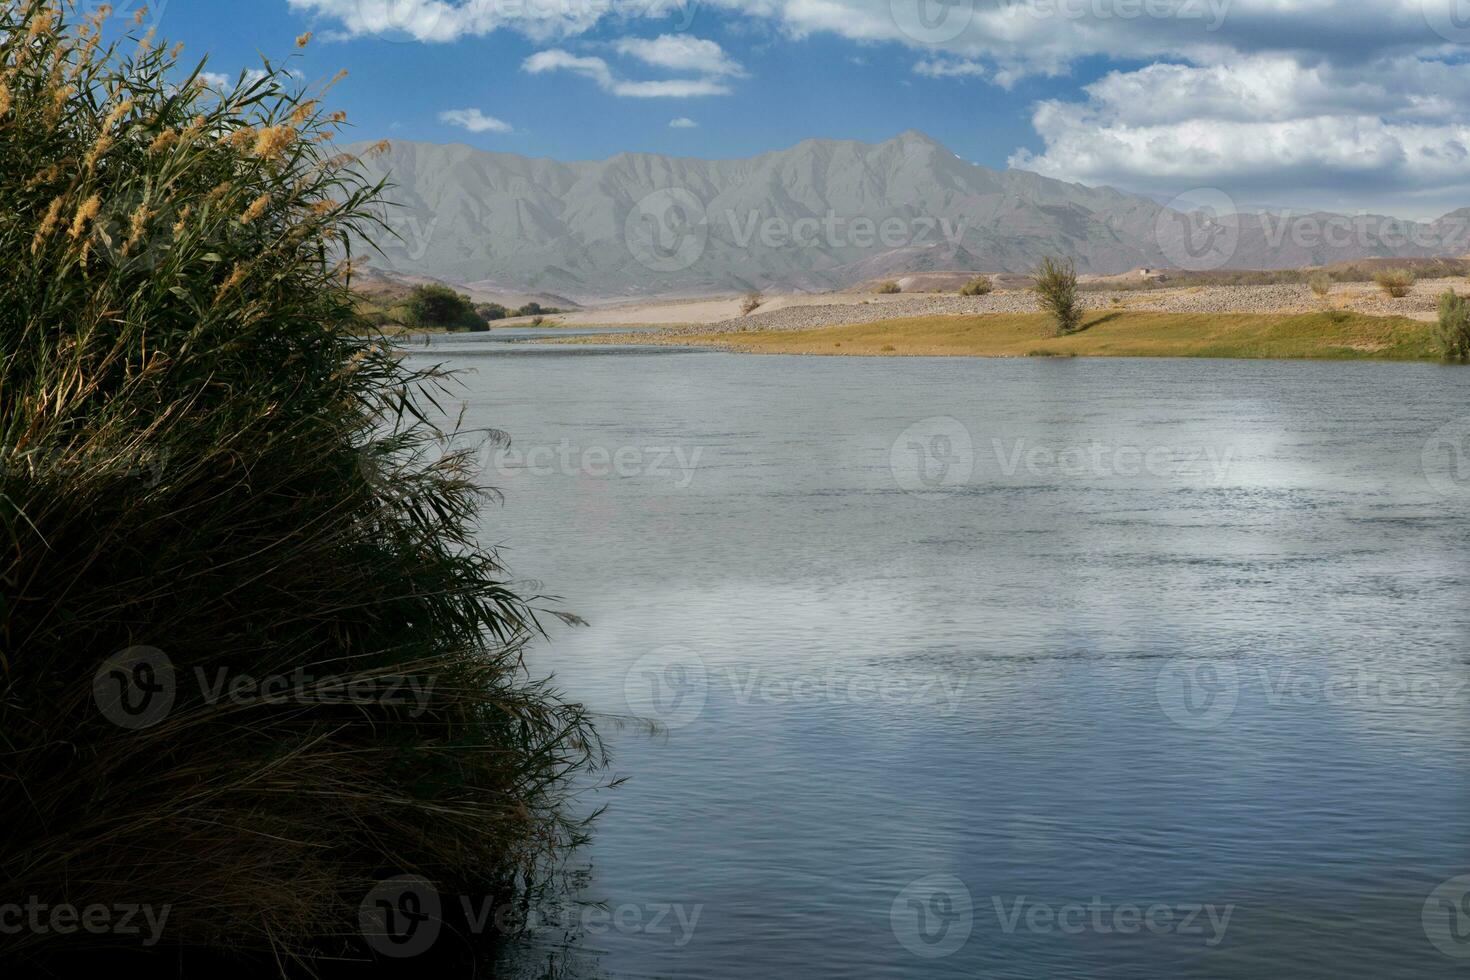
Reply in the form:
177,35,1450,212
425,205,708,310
670,279,1455,335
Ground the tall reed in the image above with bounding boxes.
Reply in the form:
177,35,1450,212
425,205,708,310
0,1,602,968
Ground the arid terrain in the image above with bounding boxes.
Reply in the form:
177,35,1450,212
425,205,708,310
540,277,1460,333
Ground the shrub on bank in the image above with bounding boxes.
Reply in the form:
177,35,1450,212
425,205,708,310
0,2,600,969
1307,273,1332,299
877,280,901,294
1436,291,1470,362
1374,268,1416,298
960,276,993,297
1033,257,1082,336
404,283,483,330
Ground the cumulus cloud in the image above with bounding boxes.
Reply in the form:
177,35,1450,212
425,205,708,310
1009,54,1470,215
615,35,743,76
669,116,699,128
438,107,513,133
523,43,736,98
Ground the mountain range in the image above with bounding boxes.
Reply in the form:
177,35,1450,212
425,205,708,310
346,131,1470,302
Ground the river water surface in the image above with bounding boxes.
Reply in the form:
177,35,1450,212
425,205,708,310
411,333,1470,979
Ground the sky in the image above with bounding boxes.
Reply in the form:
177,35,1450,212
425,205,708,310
113,1,1470,219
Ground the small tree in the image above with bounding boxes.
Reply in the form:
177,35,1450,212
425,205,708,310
960,276,993,297
1374,268,1416,298
1033,257,1082,336
877,280,901,294
1436,291,1470,362
404,283,481,329
741,292,763,315
1307,272,1332,299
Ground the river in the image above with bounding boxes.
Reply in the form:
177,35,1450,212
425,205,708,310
411,332,1470,978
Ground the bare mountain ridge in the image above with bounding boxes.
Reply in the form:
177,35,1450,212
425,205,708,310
348,132,1469,301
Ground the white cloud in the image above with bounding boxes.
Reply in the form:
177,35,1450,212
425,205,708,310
438,107,514,133
669,116,699,128
913,57,985,79
287,1,1455,71
615,35,744,76
523,48,733,97
1009,54,1470,216
523,50,616,89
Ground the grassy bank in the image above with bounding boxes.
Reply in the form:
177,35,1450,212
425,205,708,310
668,310,1443,360
1,3,599,972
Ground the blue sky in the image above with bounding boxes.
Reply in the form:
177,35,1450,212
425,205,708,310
117,2,1470,218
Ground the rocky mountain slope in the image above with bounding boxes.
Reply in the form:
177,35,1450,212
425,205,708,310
347,132,1469,301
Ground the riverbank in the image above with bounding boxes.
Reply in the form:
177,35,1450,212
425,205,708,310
584,310,1444,360
531,276,1461,332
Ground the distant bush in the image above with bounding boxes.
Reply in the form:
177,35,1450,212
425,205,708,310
478,302,509,321
1436,291,1470,361
877,281,902,294
404,283,482,329
1307,273,1332,299
1033,257,1082,336
1374,269,1416,298
960,276,993,297
741,292,763,315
